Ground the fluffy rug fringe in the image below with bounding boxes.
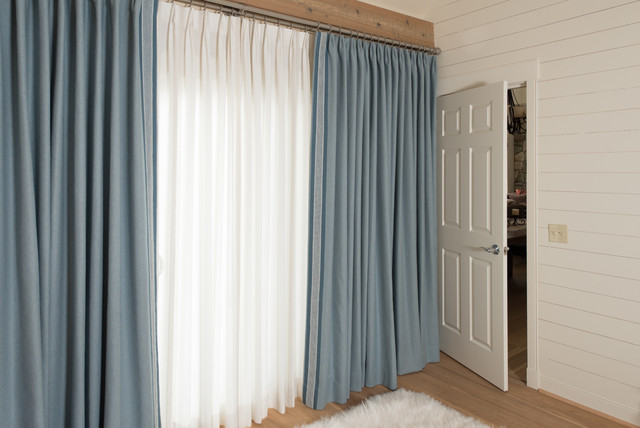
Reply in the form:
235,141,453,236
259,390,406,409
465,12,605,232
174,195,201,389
299,389,489,428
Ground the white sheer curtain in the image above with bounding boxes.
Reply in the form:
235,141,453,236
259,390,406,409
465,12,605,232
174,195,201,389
156,3,311,427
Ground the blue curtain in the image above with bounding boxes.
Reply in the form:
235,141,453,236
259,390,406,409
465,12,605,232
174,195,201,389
303,33,439,410
0,1,159,427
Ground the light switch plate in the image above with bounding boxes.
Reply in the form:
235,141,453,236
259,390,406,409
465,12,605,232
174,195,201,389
549,224,568,243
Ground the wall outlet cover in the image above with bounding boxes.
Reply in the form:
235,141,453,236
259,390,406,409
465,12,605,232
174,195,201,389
548,224,568,243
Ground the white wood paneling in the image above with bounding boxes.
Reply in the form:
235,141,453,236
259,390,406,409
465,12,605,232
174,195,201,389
538,246,640,280
427,0,506,24
439,23,640,77
436,0,563,38
538,265,640,302
540,44,640,80
431,0,640,423
539,109,640,135
539,282,640,323
539,152,640,173
539,66,640,99
538,191,640,216
538,132,640,154
539,302,640,345
539,342,640,409
538,172,640,194
538,151,640,173
540,339,640,389
539,320,640,366
539,87,640,117
437,0,636,52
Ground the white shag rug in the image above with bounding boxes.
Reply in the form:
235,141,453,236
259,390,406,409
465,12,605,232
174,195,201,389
300,389,489,428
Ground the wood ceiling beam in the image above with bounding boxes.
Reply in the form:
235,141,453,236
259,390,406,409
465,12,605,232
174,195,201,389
234,0,434,48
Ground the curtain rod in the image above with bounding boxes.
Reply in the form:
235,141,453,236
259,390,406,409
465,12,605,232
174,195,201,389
163,0,441,55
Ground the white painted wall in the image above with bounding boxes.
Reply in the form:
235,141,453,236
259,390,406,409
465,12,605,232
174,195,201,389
362,0,640,424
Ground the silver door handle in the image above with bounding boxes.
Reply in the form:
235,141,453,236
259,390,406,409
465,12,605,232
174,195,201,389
481,244,501,255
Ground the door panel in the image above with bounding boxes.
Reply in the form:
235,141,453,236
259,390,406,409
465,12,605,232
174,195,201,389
437,82,508,391
442,249,461,333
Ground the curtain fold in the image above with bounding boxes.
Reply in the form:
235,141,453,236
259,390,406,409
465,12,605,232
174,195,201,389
303,32,439,410
0,0,159,427
156,4,311,427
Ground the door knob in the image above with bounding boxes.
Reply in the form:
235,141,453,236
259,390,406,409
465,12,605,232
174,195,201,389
481,244,501,255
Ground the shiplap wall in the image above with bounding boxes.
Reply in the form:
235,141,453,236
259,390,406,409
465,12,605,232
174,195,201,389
433,0,640,424
364,0,640,424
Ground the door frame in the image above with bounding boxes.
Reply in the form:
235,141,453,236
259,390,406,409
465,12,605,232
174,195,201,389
437,59,540,389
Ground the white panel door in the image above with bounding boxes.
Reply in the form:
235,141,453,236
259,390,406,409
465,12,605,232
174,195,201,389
437,82,508,391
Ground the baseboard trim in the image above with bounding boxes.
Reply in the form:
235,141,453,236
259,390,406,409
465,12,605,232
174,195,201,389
539,377,640,427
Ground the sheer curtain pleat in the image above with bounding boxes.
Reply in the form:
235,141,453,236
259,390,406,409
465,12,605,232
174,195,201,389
156,3,311,428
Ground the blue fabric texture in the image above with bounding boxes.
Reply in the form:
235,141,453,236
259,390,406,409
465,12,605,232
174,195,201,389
0,1,160,427
304,32,439,410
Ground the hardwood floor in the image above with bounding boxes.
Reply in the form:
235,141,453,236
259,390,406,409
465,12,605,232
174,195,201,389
251,256,628,427
252,352,627,427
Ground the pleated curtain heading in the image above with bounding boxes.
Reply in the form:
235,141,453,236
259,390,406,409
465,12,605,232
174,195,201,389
0,0,160,427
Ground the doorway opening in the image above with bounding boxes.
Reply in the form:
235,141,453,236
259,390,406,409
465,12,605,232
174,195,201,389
507,86,527,384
